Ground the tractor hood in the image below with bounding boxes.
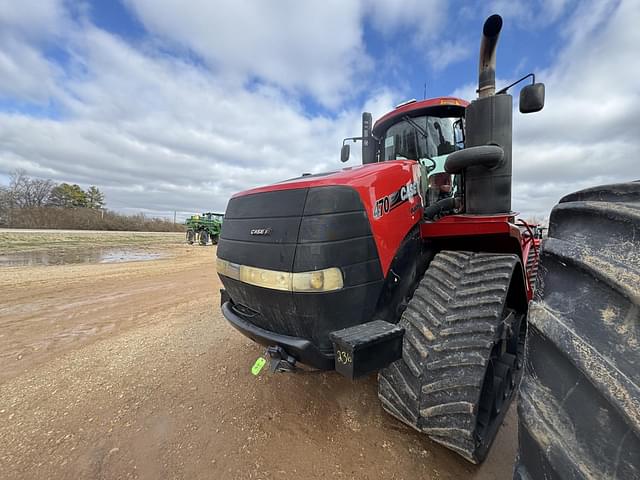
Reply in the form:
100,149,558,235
223,160,423,274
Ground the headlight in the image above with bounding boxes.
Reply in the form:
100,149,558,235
216,258,343,292
291,268,344,292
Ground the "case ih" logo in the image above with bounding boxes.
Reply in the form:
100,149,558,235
373,181,418,219
250,228,272,236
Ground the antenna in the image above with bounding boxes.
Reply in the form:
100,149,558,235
423,82,427,100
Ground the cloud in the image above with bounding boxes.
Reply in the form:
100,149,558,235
512,0,640,217
486,0,575,27
122,0,370,109
426,40,472,72
0,0,69,104
0,37,63,104
0,10,396,218
0,0,67,39
365,0,473,72
365,0,445,39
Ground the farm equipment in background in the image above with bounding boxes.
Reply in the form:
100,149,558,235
186,212,224,245
217,14,547,464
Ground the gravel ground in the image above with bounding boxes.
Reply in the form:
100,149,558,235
0,241,517,479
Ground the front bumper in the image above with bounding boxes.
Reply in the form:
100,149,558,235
220,299,335,370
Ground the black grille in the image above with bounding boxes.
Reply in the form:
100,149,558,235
217,185,385,350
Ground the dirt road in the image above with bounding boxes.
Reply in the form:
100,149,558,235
0,241,517,479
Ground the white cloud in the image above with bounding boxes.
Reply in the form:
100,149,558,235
0,0,69,103
427,40,472,72
0,14,395,217
487,0,575,27
365,0,473,72
0,0,67,39
0,37,62,103
512,0,640,216
122,0,370,108
365,0,445,39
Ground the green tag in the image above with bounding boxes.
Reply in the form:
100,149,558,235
251,357,267,376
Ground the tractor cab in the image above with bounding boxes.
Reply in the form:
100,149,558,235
202,211,224,223
374,98,467,208
342,98,468,210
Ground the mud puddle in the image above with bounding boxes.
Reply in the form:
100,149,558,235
0,248,166,267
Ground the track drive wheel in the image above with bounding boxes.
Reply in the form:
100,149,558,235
211,234,219,245
199,230,209,245
186,229,195,244
378,251,526,464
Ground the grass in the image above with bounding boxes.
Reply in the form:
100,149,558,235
0,230,185,254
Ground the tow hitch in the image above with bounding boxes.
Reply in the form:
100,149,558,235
266,345,297,373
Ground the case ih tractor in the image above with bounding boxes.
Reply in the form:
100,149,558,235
216,15,546,463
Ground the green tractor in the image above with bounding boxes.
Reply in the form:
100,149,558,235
185,212,224,245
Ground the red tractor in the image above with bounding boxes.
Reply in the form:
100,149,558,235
217,14,545,463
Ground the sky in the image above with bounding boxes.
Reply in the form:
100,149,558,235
0,0,638,221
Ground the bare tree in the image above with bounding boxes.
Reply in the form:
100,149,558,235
0,184,10,225
6,170,24,207
8,170,55,208
29,178,56,206
0,185,9,206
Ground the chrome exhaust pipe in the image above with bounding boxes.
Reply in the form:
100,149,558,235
478,14,503,98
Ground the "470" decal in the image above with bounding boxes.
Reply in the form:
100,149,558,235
373,181,419,219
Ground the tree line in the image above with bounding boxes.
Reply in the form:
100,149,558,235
0,170,183,232
1,170,105,210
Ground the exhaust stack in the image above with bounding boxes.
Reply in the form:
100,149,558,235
478,14,503,98
452,14,513,215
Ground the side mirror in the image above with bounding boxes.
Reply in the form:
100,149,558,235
520,83,545,113
340,144,350,163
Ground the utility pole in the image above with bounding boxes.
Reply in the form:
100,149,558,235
173,211,176,224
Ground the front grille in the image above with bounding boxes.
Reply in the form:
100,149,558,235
217,185,385,349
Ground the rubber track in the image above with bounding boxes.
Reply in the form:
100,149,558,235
378,250,519,463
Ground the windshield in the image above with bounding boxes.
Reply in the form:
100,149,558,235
382,115,460,163
381,115,464,207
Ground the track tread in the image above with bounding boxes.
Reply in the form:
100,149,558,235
378,250,521,464
378,374,418,424
422,376,482,394
429,262,462,281
420,401,475,418
431,337,494,352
